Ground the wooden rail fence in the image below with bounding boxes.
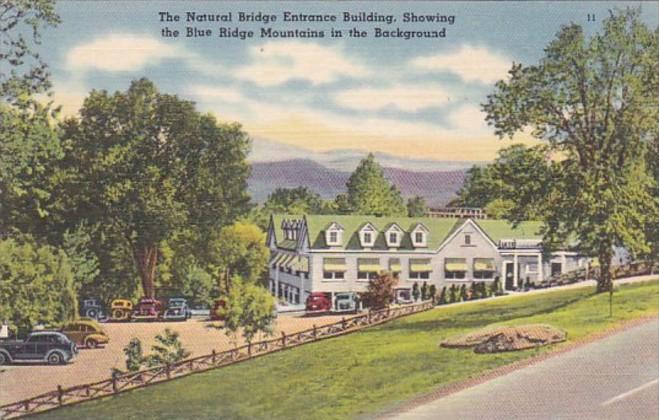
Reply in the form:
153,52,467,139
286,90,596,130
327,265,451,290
544,260,658,287
0,301,433,419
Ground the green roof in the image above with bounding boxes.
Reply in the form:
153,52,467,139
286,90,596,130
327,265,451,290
476,220,543,242
271,215,545,251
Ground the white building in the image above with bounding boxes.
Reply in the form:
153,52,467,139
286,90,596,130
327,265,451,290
266,215,585,305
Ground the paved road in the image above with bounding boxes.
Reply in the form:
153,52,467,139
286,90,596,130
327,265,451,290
394,317,659,420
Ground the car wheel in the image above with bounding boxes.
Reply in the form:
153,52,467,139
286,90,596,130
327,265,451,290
112,309,124,320
86,308,98,319
85,338,98,349
47,352,64,365
0,352,8,365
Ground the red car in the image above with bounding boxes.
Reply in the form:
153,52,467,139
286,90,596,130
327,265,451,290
210,299,226,321
131,298,163,321
305,292,331,314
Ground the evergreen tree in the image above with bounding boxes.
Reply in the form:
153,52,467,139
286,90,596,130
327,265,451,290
429,284,437,301
448,284,457,303
407,196,427,217
459,284,468,302
412,282,420,301
421,281,429,300
438,286,447,305
341,154,406,216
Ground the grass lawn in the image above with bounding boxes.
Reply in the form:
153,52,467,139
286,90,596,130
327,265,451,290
39,279,659,420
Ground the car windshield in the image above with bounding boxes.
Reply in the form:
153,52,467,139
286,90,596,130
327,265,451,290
169,300,185,307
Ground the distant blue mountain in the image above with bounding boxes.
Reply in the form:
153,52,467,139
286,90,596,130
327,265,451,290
248,158,467,207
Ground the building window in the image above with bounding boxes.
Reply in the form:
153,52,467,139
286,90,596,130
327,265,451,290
389,232,398,244
415,232,424,243
409,271,430,280
473,271,494,279
445,271,466,279
464,234,471,245
363,232,372,244
357,271,378,281
323,271,344,280
329,231,338,243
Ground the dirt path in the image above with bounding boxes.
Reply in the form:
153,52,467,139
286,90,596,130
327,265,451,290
0,313,345,405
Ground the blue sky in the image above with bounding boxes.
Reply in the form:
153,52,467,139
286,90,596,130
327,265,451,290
41,1,657,162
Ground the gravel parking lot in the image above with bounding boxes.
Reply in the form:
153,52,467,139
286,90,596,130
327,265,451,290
0,313,347,405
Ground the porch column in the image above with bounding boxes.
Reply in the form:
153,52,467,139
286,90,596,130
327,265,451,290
513,253,519,289
537,253,543,282
274,268,280,299
561,253,567,274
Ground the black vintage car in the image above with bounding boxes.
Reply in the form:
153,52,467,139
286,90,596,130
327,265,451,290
80,299,106,321
0,331,78,365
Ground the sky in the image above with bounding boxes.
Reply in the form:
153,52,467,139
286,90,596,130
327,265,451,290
39,1,658,163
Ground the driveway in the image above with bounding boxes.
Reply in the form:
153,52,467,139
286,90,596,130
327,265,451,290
391,317,659,419
0,313,346,405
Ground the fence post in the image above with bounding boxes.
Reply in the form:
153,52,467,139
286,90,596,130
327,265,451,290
248,342,252,356
281,331,287,348
86,384,90,397
341,317,346,330
313,324,317,339
189,359,194,371
57,385,63,406
368,310,371,323
211,349,216,364
166,362,171,379
111,371,118,393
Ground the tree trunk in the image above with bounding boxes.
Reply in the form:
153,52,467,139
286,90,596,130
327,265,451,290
133,244,158,298
596,247,613,294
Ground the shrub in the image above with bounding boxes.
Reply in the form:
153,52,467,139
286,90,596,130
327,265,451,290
421,282,429,300
429,284,437,301
437,287,447,305
123,338,145,372
145,329,191,367
490,277,502,296
448,284,458,303
468,282,477,300
412,282,420,301
459,284,468,301
363,272,398,310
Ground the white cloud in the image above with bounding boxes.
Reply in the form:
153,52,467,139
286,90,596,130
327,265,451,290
448,104,488,129
237,41,370,86
66,34,181,72
189,85,247,104
411,45,512,84
332,84,452,112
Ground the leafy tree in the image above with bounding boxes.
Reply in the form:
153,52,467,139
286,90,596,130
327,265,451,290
483,9,658,293
454,144,554,220
429,284,437,301
251,187,330,229
123,338,144,372
62,222,100,300
448,284,458,303
58,79,251,298
0,235,77,333
144,329,191,367
407,196,427,217
459,284,468,302
420,281,429,300
1,0,60,103
206,222,269,292
341,154,406,216
437,286,447,305
412,282,420,301
219,276,276,345
363,272,398,310
179,265,217,308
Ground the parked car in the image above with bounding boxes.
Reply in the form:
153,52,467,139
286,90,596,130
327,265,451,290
163,298,192,321
61,319,109,349
109,299,133,322
333,292,360,313
132,298,163,321
0,331,77,365
80,299,106,321
305,292,331,314
209,299,226,321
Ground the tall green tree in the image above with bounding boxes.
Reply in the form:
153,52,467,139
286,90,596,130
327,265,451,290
340,154,406,216
205,221,269,292
0,235,77,332
483,8,658,292
406,195,427,217
251,187,331,229
58,79,252,298
1,0,62,236
218,276,276,345
454,144,555,220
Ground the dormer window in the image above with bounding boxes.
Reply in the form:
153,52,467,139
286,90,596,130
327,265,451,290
359,223,377,248
325,222,344,246
411,223,429,247
385,223,403,248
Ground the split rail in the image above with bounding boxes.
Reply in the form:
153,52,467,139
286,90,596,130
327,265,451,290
0,301,433,419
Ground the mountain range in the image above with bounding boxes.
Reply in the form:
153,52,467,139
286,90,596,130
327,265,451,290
247,138,478,207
